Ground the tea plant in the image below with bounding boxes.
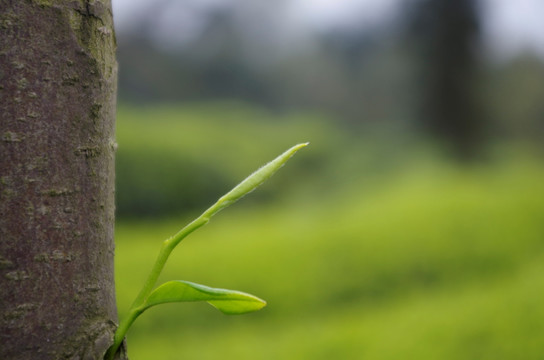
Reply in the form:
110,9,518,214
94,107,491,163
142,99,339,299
105,143,308,360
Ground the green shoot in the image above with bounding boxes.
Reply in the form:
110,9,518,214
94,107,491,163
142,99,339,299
105,143,308,360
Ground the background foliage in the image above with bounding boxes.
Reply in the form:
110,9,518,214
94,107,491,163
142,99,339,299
112,1,544,358
115,104,544,359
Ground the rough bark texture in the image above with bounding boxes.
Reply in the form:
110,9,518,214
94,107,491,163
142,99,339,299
0,1,123,358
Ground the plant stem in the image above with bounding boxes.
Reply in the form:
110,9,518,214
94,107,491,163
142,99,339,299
105,143,308,359
105,216,210,360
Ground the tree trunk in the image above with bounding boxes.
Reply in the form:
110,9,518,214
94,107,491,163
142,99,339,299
408,0,485,160
0,1,123,359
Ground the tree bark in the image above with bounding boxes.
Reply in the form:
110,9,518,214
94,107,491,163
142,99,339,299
0,1,123,358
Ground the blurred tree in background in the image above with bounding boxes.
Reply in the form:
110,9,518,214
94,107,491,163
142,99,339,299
407,0,486,159
115,0,544,134
113,0,544,217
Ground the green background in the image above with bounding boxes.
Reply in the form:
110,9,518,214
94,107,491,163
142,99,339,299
114,103,544,359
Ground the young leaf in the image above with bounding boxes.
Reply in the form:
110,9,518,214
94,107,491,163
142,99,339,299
165,142,309,248
214,142,309,210
142,280,267,315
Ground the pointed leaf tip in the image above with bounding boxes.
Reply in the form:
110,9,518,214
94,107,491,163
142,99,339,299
143,280,266,315
219,142,309,205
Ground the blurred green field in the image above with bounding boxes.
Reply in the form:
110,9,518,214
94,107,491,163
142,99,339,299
115,104,544,359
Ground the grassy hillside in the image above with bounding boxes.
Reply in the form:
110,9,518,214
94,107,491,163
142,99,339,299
115,104,544,359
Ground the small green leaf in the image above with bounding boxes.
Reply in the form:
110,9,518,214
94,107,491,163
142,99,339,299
217,142,309,208
142,280,267,315
166,142,309,249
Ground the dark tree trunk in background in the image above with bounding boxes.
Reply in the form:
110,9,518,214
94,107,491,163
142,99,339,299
0,1,123,358
409,0,485,159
